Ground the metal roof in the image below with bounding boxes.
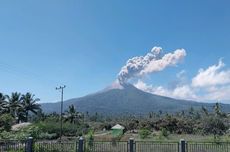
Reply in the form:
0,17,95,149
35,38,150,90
112,124,125,130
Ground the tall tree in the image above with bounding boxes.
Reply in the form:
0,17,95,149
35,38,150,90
6,92,22,118
64,104,82,124
201,106,209,116
188,107,195,119
0,93,8,114
214,102,222,116
21,92,41,122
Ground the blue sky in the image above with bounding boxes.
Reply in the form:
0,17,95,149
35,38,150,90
0,0,230,103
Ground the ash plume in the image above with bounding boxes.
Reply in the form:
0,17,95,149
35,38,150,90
118,47,186,83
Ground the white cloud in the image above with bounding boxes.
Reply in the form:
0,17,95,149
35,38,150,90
153,86,171,97
176,70,186,79
133,60,230,103
129,54,230,102
192,60,230,87
172,85,197,100
134,80,197,100
134,80,151,91
134,80,170,97
201,85,230,101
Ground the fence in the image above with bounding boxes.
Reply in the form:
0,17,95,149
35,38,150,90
135,141,179,152
187,142,230,152
1,137,230,152
85,141,128,152
35,141,76,152
0,139,26,152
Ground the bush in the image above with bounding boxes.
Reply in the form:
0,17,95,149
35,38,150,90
160,128,169,137
34,121,90,138
202,117,228,137
85,130,94,152
0,114,14,131
0,131,15,139
139,128,151,139
0,125,41,140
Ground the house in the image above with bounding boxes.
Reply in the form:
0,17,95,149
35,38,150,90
111,124,125,137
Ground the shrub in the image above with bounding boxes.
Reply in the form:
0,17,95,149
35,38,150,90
160,128,169,137
202,117,228,137
139,128,151,139
34,121,90,138
85,130,94,152
0,114,14,131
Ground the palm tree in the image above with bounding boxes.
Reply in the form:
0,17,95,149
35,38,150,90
6,92,22,118
0,93,8,114
21,92,41,122
64,104,82,124
201,106,209,116
214,102,221,116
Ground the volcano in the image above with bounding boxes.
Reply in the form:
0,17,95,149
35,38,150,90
41,82,230,115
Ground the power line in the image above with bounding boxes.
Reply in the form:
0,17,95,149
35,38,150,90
56,85,66,141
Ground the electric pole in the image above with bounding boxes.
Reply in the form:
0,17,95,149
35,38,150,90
56,85,66,141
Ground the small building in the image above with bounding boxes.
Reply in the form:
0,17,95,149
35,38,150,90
112,124,125,137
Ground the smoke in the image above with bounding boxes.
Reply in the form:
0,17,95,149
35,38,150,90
118,47,186,83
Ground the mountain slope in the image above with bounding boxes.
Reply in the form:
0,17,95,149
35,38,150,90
41,83,230,114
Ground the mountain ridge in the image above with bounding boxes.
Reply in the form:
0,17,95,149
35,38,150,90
41,82,230,114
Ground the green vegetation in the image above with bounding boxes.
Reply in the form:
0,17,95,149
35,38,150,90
160,128,169,138
0,91,230,143
139,128,151,139
0,92,41,123
0,92,90,141
0,114,14,131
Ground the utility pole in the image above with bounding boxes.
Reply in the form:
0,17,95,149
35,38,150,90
56,85,66,141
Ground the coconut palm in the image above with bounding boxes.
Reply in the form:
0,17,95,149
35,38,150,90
0,93,8,114
6,92,22,118
64,104,82,124
21,92,41,122
214,102,222,116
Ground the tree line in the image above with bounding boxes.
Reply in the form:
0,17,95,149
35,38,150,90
0,92,41,124
115,103,229,139
0,91,86,135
